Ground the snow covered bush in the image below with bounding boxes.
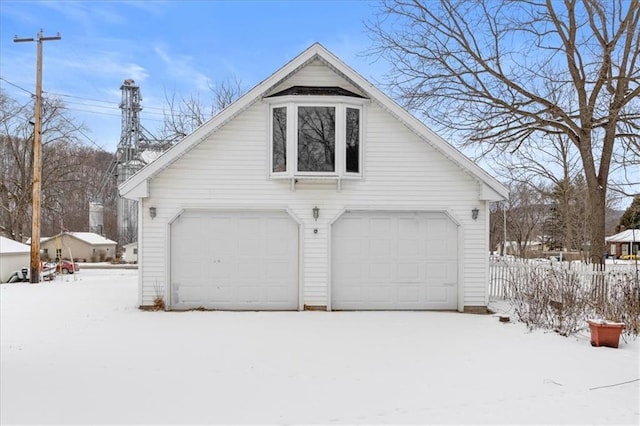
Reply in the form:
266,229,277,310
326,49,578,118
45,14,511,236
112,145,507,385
505,262,639,337
594,272,640,336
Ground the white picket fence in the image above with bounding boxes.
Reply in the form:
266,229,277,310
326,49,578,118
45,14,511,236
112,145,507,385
489,257,639,299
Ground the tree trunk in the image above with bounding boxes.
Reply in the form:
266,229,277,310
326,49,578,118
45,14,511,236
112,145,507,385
588,184,607,264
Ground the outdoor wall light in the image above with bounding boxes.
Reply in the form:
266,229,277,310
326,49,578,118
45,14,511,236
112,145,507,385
313,206,320,221
472,208,479,220
149,207,157,219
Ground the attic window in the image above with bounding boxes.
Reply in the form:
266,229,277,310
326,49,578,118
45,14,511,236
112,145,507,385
266,89,364,179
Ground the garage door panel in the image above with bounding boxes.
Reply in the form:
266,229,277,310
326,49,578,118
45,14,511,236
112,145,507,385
334,239,362,257
369,262,392,280
370,239,391,257
267,238,289,256
333,286,361,302
398,286,421,303
237,261,260,279
336,262,361,279
398,239,420,257
238,239,261,256
332,211,458,310
266,216,292,234
210,260,234,279
267,285,291,302
426,261,450,280
427,287,448,303
171,210,298,310
397,262,421,281
370,217,392,234
266,261,295,280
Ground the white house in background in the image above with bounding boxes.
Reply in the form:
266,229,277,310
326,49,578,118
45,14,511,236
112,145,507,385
122,241,138,264
119,43,509,312
0,236,30,282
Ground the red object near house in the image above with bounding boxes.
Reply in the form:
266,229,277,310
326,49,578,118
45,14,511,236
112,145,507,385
587,319,624,348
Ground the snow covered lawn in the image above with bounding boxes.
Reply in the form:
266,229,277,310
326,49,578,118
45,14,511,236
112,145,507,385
1,268,638,424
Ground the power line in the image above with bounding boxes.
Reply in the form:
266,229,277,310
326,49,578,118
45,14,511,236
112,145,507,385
2,76,209,115
49,100,109,152
48,92,170,114
0,76,34,95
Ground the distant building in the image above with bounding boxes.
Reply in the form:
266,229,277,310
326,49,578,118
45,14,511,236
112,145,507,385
606,229,640,258
121,241,138,264
34,232,117,262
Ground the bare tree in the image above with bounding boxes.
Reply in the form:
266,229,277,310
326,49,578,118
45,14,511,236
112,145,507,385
160,76,244,142
369,0,640,263
0,90,113,241
505,182,547,257
489,201,506,254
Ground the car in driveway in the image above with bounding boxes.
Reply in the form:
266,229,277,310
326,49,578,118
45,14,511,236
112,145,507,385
620,254,639,260
55,259,79,274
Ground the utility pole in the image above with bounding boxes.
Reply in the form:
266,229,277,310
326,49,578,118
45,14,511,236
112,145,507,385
14,29,61,283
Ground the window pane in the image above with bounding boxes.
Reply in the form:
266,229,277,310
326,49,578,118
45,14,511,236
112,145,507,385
298,106,335,172
272,107,287,173
346,108,360,173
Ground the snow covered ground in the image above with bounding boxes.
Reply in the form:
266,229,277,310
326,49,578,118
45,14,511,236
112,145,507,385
1,268,638,425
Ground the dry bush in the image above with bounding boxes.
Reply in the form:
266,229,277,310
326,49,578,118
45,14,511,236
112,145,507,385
151,280,166,311
506,264,639,337
152,296,165,311
595,272,640,336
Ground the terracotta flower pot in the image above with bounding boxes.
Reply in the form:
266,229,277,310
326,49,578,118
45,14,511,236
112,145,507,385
587,319,625,348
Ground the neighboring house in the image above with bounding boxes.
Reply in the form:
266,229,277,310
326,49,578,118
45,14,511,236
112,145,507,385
498,240,544,257
120,43,509,312
122,241,138,264
606,229,640,258
0,236,30,282
38,232,117,262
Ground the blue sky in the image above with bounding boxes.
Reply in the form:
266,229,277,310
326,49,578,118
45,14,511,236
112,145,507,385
1,0,384,152
1,1,636,209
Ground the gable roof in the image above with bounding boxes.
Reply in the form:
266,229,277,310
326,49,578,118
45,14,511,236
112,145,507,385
119,43,508,201
0,236,30,254
606,229,640,243
41,232,117,246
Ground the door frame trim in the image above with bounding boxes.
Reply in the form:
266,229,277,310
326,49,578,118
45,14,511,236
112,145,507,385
328,207,462,311
166,207,302,310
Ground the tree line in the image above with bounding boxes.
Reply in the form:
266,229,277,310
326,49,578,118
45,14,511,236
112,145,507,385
0,90,118,242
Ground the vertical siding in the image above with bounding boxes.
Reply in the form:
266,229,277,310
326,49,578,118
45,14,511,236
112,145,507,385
139,70,490,309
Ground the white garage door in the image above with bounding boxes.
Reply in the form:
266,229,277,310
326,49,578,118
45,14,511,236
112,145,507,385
332,211,458,310
170,210,298,310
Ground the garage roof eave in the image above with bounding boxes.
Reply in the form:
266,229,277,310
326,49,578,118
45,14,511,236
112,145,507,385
480,182,509,202
119,179,149,200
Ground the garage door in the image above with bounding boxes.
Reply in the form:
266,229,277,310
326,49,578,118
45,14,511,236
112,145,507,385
332,211,458,310
170,210,298,310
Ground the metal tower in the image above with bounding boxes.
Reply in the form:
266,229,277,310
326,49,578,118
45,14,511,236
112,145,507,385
116,79,145,245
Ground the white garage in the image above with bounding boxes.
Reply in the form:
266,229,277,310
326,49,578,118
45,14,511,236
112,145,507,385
120,44,509,312
0,236,31,283
331,211,458,310
169,210,299,310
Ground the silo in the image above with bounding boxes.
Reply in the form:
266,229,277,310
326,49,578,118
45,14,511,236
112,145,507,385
89,201,104,235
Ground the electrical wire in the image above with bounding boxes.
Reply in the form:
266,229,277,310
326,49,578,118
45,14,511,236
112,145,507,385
0,76,35,95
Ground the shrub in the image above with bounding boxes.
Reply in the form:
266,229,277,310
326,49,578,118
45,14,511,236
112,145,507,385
505,263,639,337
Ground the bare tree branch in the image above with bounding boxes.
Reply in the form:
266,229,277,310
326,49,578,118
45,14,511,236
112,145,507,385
368,0,640,262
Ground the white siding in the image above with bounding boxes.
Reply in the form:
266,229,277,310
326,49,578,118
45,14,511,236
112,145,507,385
139,67,489,310
268,58,365,97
